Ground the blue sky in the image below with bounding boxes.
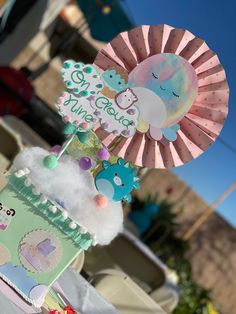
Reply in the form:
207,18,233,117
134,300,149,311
125,0,236,227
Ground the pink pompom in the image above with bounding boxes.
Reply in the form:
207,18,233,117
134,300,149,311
96,147,110,161
94,194,108,209
57,98,63,106
80,122,89,129
79,157,92,170
64,115,71,122
50,145,62,154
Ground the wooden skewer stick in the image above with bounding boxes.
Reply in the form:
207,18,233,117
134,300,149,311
183,182,236,241
56,126,81,161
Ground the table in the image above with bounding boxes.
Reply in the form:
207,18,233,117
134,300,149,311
0,267,118,314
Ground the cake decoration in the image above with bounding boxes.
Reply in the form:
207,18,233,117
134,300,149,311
0,243,11,266
94,24,229,168
61,60,104,96
56,64,140,139
115,88,138,110
37,239,56,257
0,202,16,231
95,158,140,203
19,230,61,273
0,23,229,310
101,66,129,98
0,151,102,306
129,53,198,129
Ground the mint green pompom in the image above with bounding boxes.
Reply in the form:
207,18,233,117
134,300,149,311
77,131,89,143
43,155,58,170
63,123,75,135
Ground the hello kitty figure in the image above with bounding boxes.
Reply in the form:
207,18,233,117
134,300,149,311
115,88,138,110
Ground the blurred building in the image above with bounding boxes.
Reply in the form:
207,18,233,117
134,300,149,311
139,169,236,314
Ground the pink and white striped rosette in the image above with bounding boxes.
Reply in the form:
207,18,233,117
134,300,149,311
93,25,229,169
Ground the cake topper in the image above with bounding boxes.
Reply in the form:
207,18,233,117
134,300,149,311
95,158,140,203
0,202,16,231
94,24,229,169
56,61,140,138
0,24,229,309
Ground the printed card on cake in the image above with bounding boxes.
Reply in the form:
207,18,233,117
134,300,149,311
0,168,93,307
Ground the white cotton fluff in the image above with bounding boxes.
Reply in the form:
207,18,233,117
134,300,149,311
13,147,123,245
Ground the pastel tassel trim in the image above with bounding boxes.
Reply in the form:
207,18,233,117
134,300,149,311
7,170,94,250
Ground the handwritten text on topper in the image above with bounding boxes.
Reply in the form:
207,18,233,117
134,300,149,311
57,60,139,135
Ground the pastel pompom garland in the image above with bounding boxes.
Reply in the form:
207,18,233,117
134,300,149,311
43,155,58,170
63,123,75,135
50,145,62,155
79,157,93,170
94,194,108,209
96,147,110,161
77,131,89,143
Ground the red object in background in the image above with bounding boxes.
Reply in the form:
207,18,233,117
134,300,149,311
0,66,33,116
166,187,173,195
49,305,76,314
64,305,76,313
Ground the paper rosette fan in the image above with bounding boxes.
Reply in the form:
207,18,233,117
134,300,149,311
93,24,229,169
